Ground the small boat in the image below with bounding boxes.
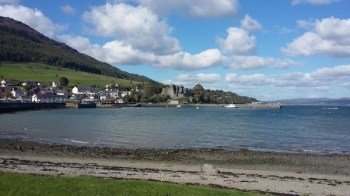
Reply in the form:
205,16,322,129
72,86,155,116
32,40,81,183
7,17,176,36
133,103,142,107
225,104,237,108
323,107,338,110
176,105,182,108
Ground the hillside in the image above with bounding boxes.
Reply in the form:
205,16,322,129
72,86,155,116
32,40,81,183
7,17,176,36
0,63,138,88
0,16,155,83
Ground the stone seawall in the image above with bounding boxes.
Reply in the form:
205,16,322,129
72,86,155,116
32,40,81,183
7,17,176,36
0,102,66,113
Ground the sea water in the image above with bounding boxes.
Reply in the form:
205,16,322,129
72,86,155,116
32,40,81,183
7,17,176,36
0,106,349,154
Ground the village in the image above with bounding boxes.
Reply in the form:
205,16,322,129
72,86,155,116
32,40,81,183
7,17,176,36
0,77,198,106
0,78,270,109
0,79,151,104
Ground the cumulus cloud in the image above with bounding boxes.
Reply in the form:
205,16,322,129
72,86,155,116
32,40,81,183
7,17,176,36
0,5,67,38
282,17,350,57
57,35,113,62
59,3,223,70
154,49,223,70
60,5,76,15
240,14,262,31
226,64,350,88
291,0,340,5
135,0,239,18
164,73,221,88
229,56,298,70
59,34,223,70
58,35,156,65
176,73,221,83
296,19,315,29
83,3,180,55
218,27,256,55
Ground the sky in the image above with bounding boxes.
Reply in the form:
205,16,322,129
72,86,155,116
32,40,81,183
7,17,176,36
1,0,350,100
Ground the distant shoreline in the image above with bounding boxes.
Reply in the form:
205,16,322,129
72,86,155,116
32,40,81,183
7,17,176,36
97,103,282,109
0,102,281,113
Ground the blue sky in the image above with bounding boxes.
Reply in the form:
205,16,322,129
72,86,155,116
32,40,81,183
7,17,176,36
1,0,350,100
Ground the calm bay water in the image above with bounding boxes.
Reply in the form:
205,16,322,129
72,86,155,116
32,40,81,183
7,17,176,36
0,106,349,154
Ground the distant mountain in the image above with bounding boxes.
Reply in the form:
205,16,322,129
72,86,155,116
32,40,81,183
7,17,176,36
0,16,156,83
272,98,350,106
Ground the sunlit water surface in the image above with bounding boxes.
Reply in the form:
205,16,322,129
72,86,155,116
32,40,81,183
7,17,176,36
1,106,349,154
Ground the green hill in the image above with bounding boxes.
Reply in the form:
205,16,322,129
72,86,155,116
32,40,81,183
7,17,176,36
0,63,137,88
0,16,156,84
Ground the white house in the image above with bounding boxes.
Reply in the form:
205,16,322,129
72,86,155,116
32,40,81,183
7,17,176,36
31,94,39,102
121,91,129,98
72,86,79,94
52,81,57,88
1,80,6,88
11,89,22,99
31,90,67,103
99,93,110,101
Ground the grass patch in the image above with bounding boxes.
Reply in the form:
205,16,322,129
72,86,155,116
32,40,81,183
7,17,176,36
0,63,137,88
0,172,265,196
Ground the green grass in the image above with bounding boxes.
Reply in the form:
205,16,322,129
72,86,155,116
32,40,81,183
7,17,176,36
0,172,265,196
0,63,137,88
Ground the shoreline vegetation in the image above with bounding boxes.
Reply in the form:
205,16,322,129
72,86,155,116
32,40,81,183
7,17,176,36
1,139,349,195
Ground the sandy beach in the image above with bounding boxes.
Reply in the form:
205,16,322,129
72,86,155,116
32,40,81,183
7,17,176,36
1,139,349,195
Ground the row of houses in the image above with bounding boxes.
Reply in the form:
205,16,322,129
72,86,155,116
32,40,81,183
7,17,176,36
0,80,139,103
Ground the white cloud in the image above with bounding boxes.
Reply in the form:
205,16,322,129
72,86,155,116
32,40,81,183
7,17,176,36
229,56,298,70
176,73,221,83
218,27,256,55
291,0,340,5
282,17,350,57
225,64,350,88
226,73,272,86
135,0,239,18
83,3,180,55
0,5,67,38
59,35,223,70
59,1,226,71
155,49,223,70
314,17,350,44
240,14,262,32
57,35,115,63
60,5,76,15
164,73,221,88
58,35,155,65
296,19,314,29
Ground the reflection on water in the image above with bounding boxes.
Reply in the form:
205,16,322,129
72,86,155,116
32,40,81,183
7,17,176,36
0,106,349,154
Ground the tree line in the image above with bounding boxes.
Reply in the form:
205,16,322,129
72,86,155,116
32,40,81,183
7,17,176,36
122,83,257,104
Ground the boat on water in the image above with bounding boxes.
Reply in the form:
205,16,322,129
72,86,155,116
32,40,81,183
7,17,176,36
176,105,182,108
323,107,338,110
78,99,97,108
225,104,237,108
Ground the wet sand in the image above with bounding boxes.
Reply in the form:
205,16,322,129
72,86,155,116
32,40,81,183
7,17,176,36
1,139,350,195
